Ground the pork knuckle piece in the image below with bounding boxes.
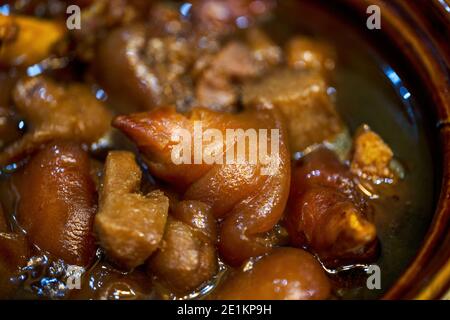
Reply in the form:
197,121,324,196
113,107,291,266
95,151,169,270
96,24,196,112
285,148,377,267
0,76,112,166
13,142,97,266
213,248,331,300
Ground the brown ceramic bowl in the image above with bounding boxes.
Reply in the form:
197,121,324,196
289,0,450,299
356,0,450,300
343,0,450,300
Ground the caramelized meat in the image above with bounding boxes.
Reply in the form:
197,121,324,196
0,15,65,67
243,69,344,152
148,211,218,293
0,76,112,167
285,148,377,267
95,151,169,270
71,0,152,61
285,37,336,76
351,125,397,184
213,248,331,300
113,106,291,266
96,24,196,112
196,42,260,112
13,142,97,266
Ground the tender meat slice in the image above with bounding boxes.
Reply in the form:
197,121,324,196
196,42,261,112
148,209,218,293
0,233,30,298
113,106,291,266
71,262,155,300
95,151,169,270
0,76,112,167
96,24,196,112
13,142,97,266
243,69,344,152
285,148,378,267
245,28,282,70
213,248,330,300
192,0,276,35
285,37,336,76
0,15,65,67
351,125,397,184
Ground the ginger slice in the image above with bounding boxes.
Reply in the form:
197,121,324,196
351,125,398,184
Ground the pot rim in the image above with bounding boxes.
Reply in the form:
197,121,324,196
342,0,450,299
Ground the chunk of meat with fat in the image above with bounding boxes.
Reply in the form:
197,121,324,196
196,41,261,112
95,151,169,270
13,142,97,266
71,0,152,61
96,24,196,112
113,106,291,266
351,125,398,184
243,69,344,152
213,248,331,300
0,76,112,167
148,203,218,293
285,147,378,267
